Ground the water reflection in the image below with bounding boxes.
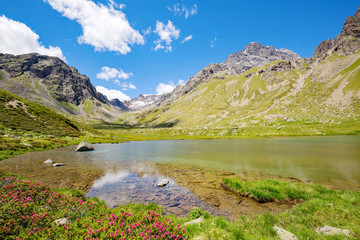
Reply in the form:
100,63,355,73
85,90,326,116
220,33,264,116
86,169,219,217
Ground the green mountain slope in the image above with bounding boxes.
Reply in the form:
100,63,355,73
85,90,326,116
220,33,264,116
0,88,80,137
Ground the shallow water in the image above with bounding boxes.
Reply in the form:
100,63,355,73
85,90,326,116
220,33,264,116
1,136,359,218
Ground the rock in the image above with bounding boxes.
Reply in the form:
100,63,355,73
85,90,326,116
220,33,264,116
184,217,204,226
43,159,54,164
316,225,351,236
21,143,32,147
53,218,70,225
273,226,298,240
75,141,94,151
52,163,67,167
157,179,170,187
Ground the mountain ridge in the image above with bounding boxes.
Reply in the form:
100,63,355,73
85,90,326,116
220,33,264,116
0,53,126,119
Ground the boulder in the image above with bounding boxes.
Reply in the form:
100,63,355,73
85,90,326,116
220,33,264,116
316,225,351,236
52,163,67,167
157,179,170,187
273,226,298,240
43,159,54,164
184,216,204,226
53,218,70,225
76,141,94,151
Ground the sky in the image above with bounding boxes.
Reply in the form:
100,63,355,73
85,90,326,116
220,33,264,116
0,0,359,101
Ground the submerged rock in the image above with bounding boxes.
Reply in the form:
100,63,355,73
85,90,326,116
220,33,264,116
157,179,170,187
316,225,351,236
52,163,67,167
273,226,298,240
76,141,94,151
43,159,54,164
184,216,204,226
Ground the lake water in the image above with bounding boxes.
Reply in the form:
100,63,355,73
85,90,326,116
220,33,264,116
1,136,359,218
86,136,360,189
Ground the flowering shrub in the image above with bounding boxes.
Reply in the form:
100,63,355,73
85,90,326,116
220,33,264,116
0,171,187,239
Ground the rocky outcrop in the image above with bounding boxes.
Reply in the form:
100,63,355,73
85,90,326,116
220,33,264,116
75,141,94,152
222,42,300,75
313,6,360,60
316,225,352,236
0,53,107,105
273,226,298,240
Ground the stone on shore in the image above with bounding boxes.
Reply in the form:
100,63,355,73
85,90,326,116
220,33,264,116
76,141,94,151
316,225,351,236
273,226,298,240
43,159,54,164
157,179,170,187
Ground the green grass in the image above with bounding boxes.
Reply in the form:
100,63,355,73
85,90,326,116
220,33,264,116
222,178,310,202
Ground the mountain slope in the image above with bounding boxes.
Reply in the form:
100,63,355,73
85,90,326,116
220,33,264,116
0,88,80,137
0,53,126,119
124,6,360,133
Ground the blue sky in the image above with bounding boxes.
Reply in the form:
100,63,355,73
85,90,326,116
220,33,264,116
0,0,359,101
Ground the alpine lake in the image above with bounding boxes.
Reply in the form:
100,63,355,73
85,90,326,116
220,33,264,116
1,136,359,220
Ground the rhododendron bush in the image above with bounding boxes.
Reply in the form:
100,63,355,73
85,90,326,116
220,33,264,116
0,171,187,239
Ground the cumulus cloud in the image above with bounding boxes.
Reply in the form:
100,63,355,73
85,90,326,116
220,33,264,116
153,20,180,52
0,15,65,60
167,3,198,19
96,86,131,101
44,0,144,54
113,79,136,90
96,66,133,80
156,80,185,95
181,34,193,44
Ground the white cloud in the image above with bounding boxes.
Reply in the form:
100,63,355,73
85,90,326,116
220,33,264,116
156,80,185,95
153,20,180,52
156,82,176,95
210,37,218,48
96,86,131,101
96,66,132,80
168,3,198,19
181,34,193,44
0,15,65,60
113,79,136,90
44,0,144,54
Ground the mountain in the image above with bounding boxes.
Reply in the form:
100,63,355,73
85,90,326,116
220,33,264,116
0,53,126,119
124,6,360,131
123,94,162,110
0,88,80,137
149,42,301,110
222,42,300,74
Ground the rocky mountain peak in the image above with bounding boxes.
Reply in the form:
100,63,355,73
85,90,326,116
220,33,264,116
222,42,300,74
313,6,360,60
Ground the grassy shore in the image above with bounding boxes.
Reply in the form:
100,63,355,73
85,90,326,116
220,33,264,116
1,170,359,239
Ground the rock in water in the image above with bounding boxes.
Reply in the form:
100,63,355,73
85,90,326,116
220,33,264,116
157,179,170,187
273,226,298,240
43,159,53,164
76,141,94,151
316,225,351,236
52,163,67,167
